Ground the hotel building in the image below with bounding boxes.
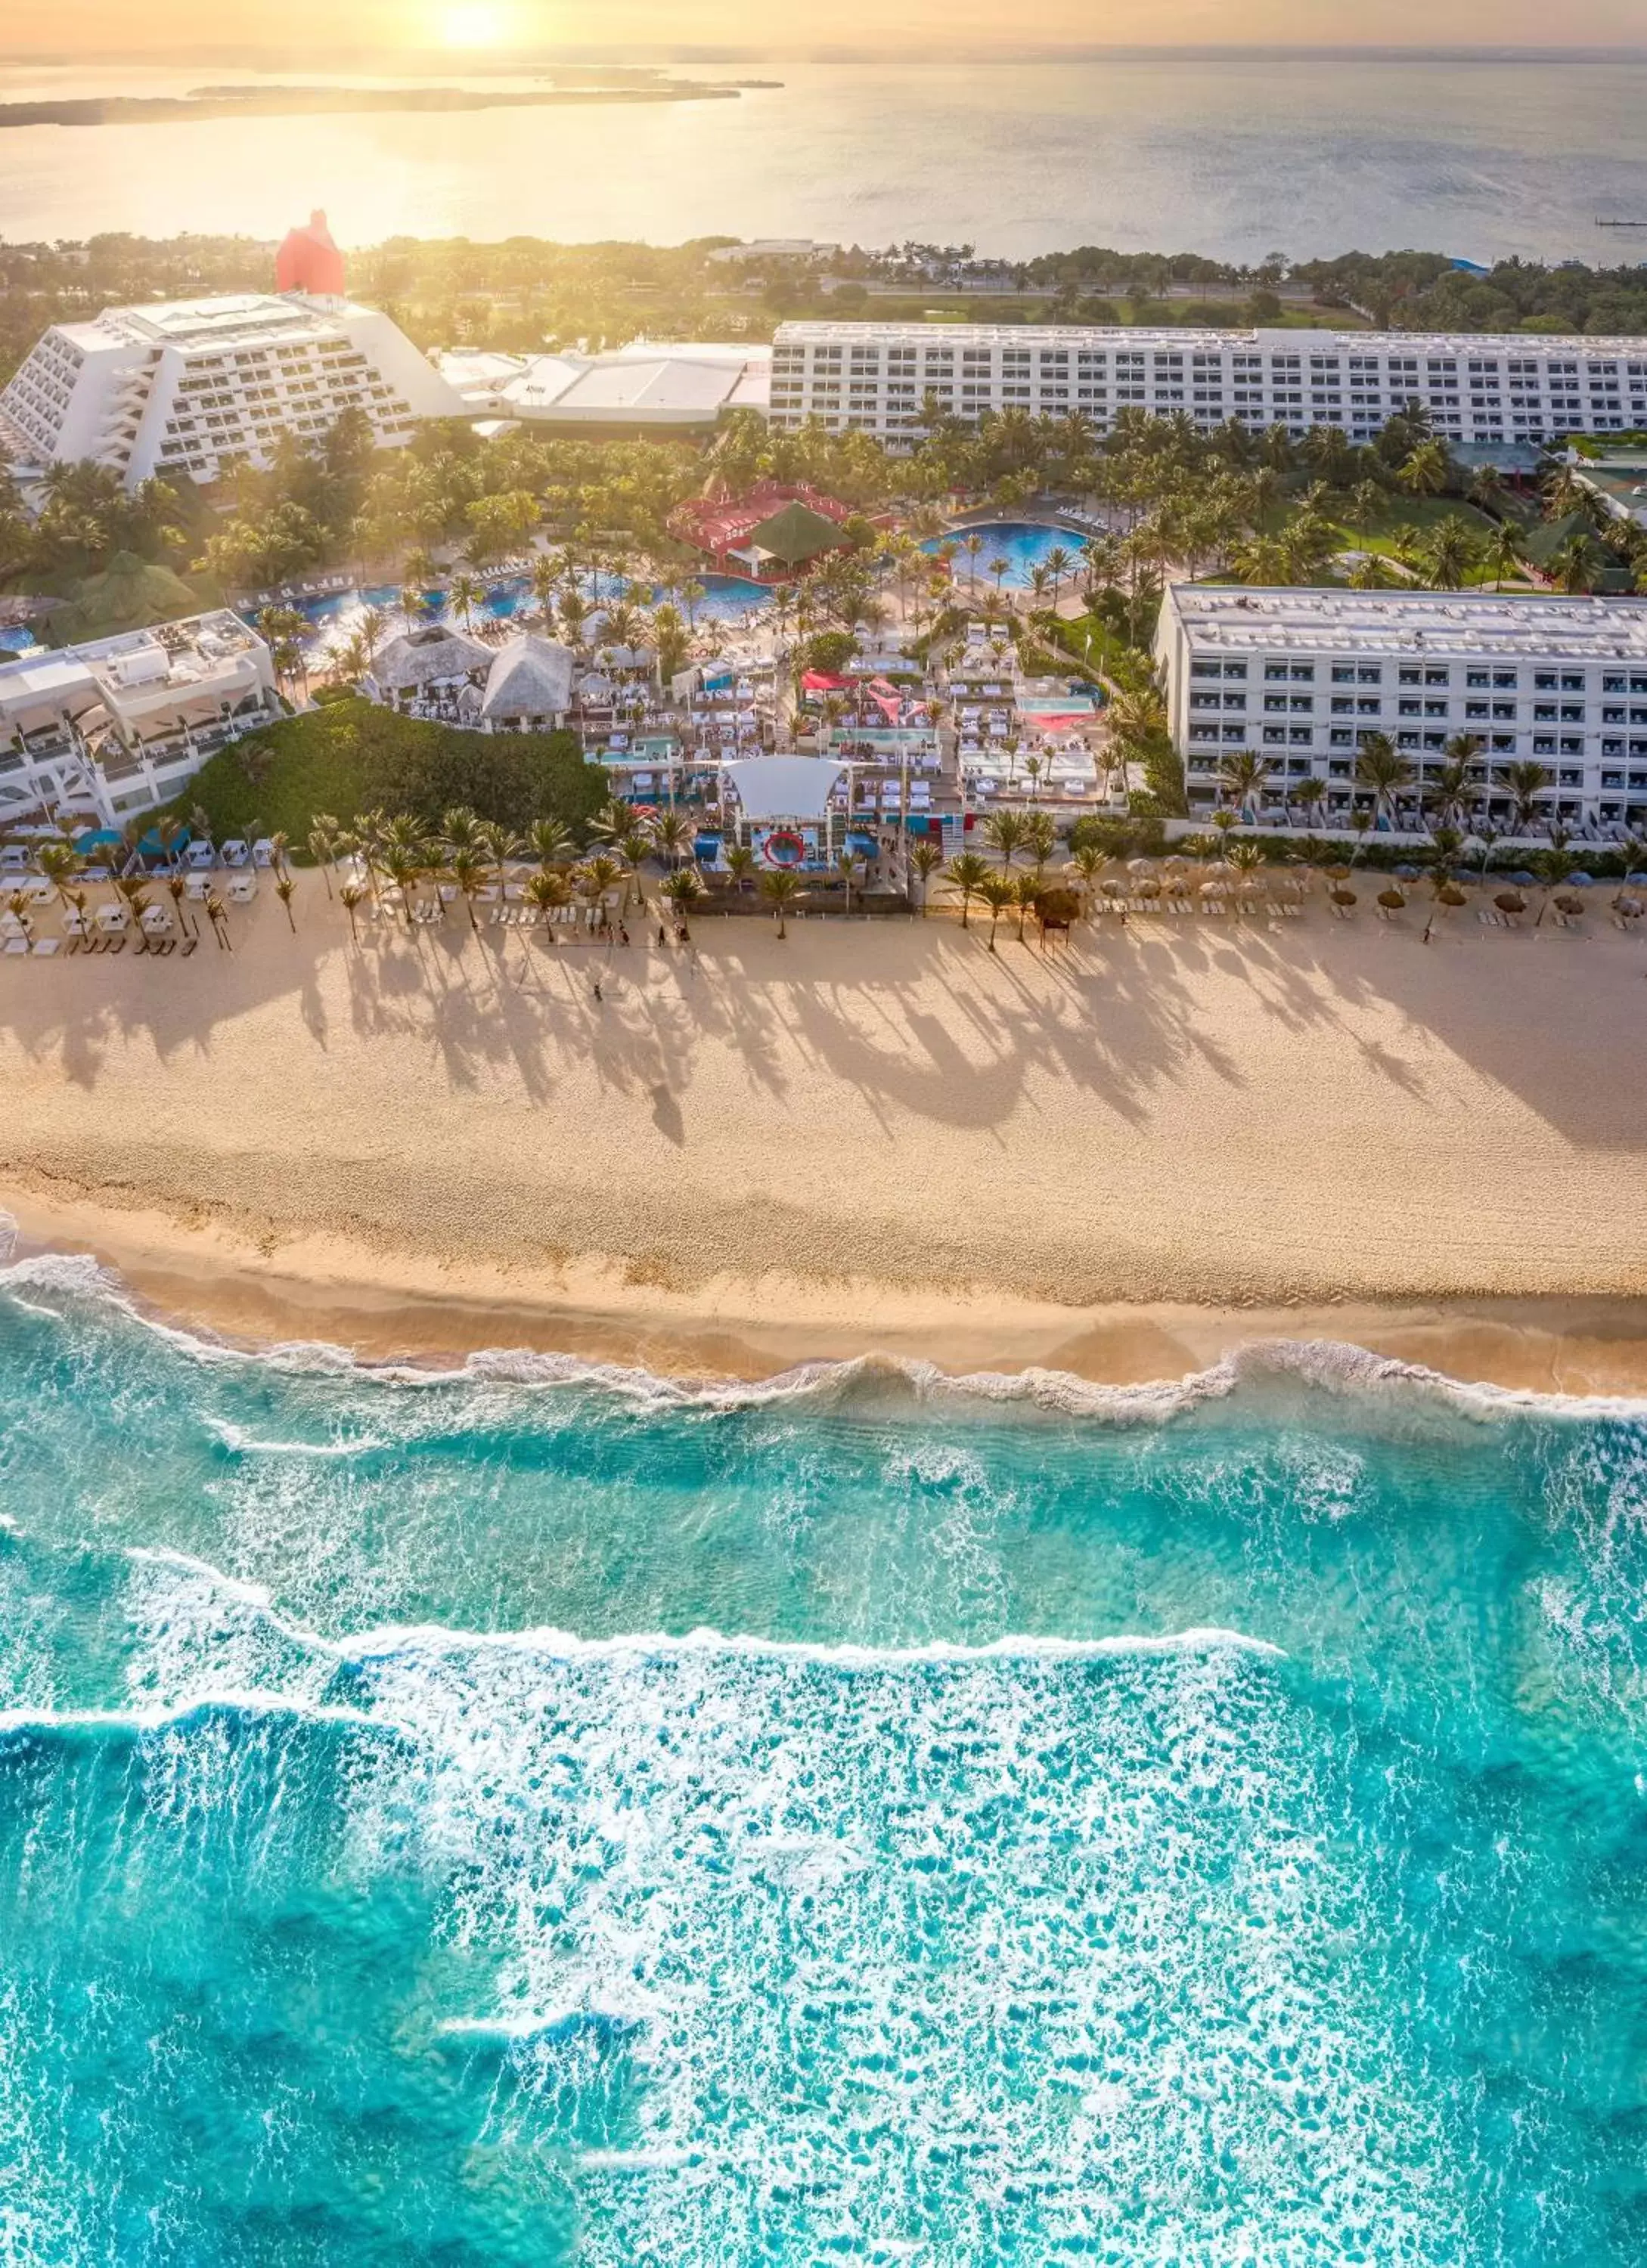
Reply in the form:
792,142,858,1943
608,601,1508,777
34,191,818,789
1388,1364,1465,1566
0,613,278,829
769,321,1647,449
1155,586,1647,834
0,293,464,491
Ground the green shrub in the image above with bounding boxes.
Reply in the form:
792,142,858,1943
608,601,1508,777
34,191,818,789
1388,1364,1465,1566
166,699,608,854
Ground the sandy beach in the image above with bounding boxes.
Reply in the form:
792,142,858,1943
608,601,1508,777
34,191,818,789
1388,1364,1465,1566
4,887,1647,1394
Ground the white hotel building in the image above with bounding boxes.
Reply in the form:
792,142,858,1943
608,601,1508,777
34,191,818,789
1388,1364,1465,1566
769,321,1647,448
0,613,278,829
1156,587,1647,834
0,293,464,491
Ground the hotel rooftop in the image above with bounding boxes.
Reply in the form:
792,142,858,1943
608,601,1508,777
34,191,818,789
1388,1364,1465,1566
1162,587,1647,663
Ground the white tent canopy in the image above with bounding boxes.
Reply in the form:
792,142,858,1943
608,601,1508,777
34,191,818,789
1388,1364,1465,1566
721,755,845,822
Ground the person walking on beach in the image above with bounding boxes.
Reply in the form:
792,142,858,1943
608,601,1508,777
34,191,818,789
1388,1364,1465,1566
592,977,603,1003
656,922,668,947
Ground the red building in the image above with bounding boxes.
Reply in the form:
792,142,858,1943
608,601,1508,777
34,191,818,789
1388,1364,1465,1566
670,482,854,581
275,211,346,300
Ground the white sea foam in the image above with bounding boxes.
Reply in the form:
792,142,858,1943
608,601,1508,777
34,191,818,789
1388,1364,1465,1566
1,1216,1642,1429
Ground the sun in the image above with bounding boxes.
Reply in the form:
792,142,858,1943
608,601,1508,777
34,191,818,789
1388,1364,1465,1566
437,3,516,47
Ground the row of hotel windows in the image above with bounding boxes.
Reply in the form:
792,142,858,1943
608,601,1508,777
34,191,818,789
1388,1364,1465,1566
1186,723,1624,767
1187,662,1647,689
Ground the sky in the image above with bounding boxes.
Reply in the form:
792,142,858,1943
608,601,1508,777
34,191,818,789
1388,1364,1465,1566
9,0,1647,59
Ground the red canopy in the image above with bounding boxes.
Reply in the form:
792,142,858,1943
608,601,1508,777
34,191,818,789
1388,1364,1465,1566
801,670,855,692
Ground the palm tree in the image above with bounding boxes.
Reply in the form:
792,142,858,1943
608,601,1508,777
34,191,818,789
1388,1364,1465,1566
649,808,695,868
659,867,703,937
758,869,802,937
1425,736,1481,830
1502,758,1553,838
1216,748,1272,822
448,572,484,632
575,853,624,924
907,838,944,913
1420,516,1482,591
1487,519,1524,591
1353,733,1416,829
835,847,865,913
307,813,341,896
340,881,365,943
588,796,639,847
982,810,1028,870
380,842,426,925
1397,439,1450,500
973,872,1014,950
1065,843,1106,912
275,875,297,933
724,842,758,896
525,867,572,930
1009,871,1042,942
1022,812,1056,876
448,848,487,933
1534,844,1577,928
526,817,573,869
1291,776,1326,828
942,850,991,929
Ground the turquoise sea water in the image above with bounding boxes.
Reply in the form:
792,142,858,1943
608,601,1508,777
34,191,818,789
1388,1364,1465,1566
2,1250,1646,2264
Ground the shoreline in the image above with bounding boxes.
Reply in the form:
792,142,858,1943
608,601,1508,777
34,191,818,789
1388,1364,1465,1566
5,902,1647,1402
12,1194,1647,1402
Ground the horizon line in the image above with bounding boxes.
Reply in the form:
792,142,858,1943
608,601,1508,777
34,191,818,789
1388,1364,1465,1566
8,42,1647,67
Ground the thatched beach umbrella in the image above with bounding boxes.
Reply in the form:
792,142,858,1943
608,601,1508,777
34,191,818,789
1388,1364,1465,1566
1134,876,1163,900
1494,890,1528,915
1329,885,1357,908
1552,891,1585,917
1437,882,1468,909
1377,887,1407,910
1199,877,1229,897
1325,863,1352,881
1613,891,1644,918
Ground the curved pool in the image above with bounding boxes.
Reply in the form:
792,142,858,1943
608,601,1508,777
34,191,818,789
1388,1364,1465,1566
922,521,1087,591
284,569,771,656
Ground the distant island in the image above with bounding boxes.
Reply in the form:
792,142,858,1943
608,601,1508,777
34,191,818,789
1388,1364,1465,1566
0,81,747,131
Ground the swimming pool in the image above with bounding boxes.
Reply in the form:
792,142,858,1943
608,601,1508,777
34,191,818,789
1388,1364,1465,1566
285,569,771,656
923,521,1087,591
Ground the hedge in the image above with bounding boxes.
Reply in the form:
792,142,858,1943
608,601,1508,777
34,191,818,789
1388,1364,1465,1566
166,699,609,854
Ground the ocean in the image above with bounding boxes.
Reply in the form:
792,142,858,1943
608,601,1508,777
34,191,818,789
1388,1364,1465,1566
3,56,1647,263
2,1242,1645,2263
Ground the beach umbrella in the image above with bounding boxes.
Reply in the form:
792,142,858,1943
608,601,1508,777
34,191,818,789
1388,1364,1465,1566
1126,856,1155,874
1325,862,1351,881
1507,869,1537,886
1613,891,1644,916
1565,870,1596,887
1494,890,1528,914
1329,885,1357,907
1437,883,1469,908
1199,878,1229,897
1134,877,1163,899
1627,870,1647,886
1392,863,1420,879
1377,887,1407,909
1552,892,1585,916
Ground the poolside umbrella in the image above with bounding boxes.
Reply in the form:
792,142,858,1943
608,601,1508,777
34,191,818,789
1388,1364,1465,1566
1329,885,1357,908
1494,891,1528,914
1377,887,1407,909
